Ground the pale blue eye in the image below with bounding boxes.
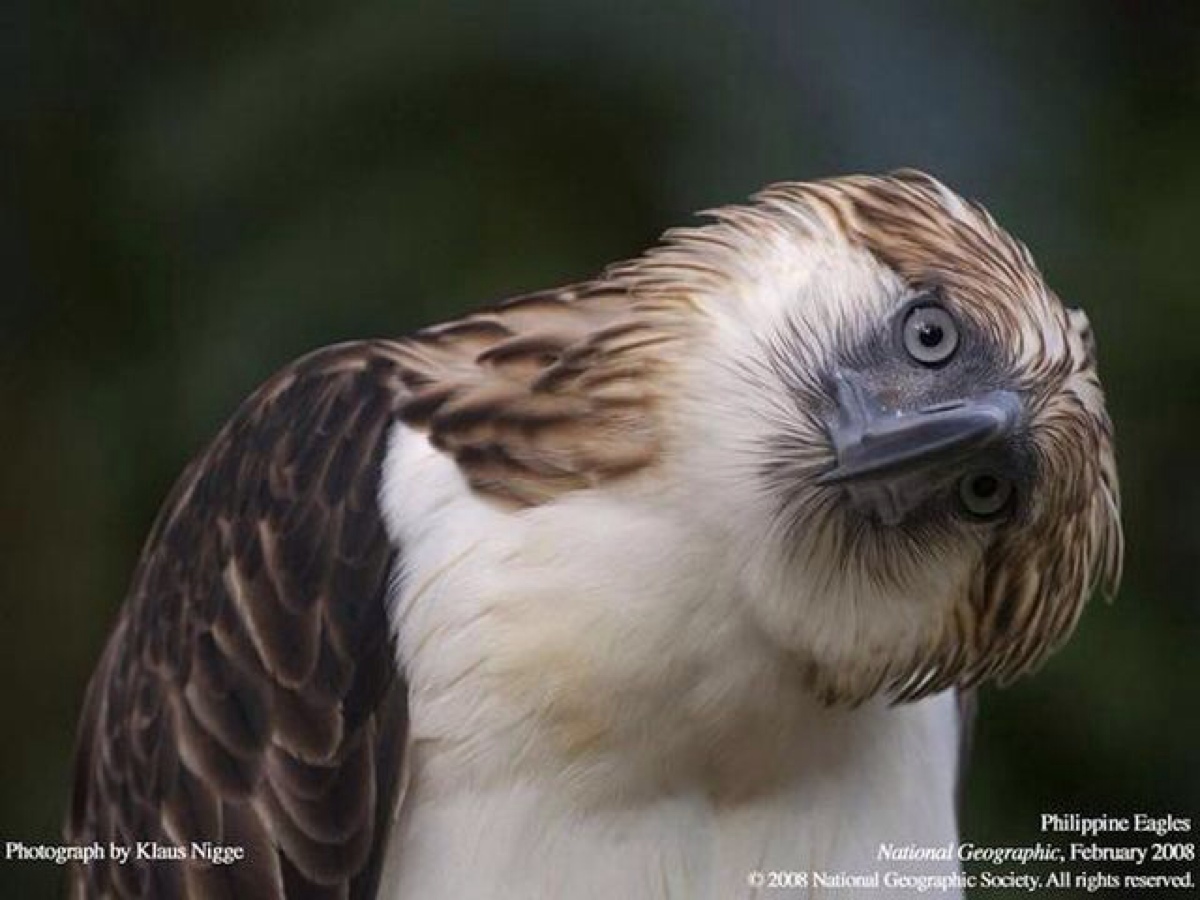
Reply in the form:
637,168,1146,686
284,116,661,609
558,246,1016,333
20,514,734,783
958,471,1013,518
903,305,959,365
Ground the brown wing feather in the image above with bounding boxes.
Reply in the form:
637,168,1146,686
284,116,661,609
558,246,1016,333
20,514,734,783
394,285,681,504
67,341,413,899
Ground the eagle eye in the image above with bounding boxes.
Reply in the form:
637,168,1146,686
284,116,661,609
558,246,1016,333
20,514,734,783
957,471,1013,519
902,304,959,366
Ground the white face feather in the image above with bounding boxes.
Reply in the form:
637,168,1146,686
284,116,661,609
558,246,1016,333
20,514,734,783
655,230,974,700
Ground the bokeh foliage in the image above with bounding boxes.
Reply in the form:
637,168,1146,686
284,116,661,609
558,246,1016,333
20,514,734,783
5,2,1198,896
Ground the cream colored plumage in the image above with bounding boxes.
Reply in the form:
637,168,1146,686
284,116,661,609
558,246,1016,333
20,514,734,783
69,170,1120,899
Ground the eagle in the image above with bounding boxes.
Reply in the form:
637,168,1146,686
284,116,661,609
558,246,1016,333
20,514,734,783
66,170,1122,899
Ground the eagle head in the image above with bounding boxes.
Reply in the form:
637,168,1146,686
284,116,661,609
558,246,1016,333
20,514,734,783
631,170,1123,704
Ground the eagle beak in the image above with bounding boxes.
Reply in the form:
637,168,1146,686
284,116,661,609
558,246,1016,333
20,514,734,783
818,371,1021,521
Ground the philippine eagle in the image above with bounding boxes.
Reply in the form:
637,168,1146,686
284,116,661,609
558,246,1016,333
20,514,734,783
67,171,1122,899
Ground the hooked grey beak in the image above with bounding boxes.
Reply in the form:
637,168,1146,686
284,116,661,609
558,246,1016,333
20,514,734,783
818,371,1021,521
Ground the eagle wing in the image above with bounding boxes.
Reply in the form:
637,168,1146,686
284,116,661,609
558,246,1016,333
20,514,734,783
66,287,670,898
67,341,413,899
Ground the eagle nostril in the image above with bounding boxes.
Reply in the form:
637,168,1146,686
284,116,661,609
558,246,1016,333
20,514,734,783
919,399,967,415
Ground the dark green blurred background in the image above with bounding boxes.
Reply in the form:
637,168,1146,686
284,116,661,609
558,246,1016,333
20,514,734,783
5,1,1198,897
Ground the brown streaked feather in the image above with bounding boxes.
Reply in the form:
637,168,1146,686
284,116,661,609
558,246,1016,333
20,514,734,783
394,285,687,504
761,171,1059,344
67,342,412,899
